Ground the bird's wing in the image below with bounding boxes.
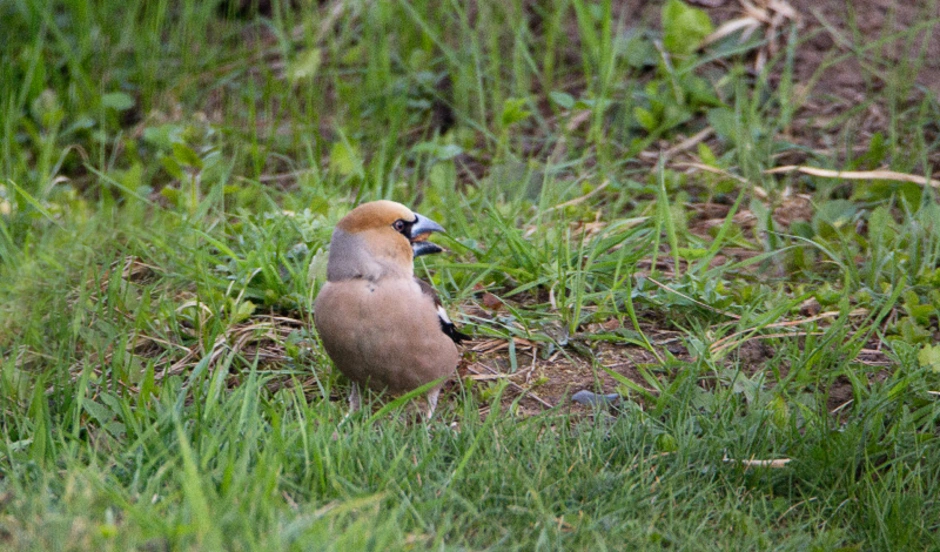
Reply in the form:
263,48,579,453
415,278,470,344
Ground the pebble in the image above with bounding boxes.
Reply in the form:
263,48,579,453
571,390,620,406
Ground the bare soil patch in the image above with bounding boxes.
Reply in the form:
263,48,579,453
77,3,930,417
454,0,930,414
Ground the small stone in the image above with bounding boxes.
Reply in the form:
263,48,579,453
571,390,620,406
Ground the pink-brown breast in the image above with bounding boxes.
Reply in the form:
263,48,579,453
314,277,459,394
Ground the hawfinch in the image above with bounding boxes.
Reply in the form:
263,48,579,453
314,200,467,418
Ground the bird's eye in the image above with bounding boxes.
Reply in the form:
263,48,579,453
393,220,406,233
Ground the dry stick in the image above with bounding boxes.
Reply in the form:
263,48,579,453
703,17,762,47
469,337,536,355
544,180,610,212
465,365,535,382
765,165,940,189
466,363,554,409
831,399,854,415
674,162,769,198
711,331,824,357
776,497,819,525
679,164,940,199
638,128,714,160
856,348,893,367
646,277,742,320
708,308,869,355
723,455,792,469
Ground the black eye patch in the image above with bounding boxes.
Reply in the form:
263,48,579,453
393,217,416,238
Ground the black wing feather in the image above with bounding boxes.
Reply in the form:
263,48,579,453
416,278,470,344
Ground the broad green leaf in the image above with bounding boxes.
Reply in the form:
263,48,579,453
501,98,532,127
662,0,714,56
634,106,658,131
290,48,322,81
707,107,736,141
549,91,575,110
172,143,203,169
918,343,940,372
102,91,135,111
330,140,363,177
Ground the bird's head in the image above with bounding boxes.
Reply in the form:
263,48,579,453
327,200,446,281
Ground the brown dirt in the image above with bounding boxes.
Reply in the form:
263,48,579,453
684,0,940,98
708,0,939,160
80,2,930,418
445,0,930,416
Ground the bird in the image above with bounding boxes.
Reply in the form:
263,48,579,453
313,200,468,419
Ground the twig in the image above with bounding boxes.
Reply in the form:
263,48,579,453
466,363,554,409
709,308,869,355
545,180,610,212
723,454,791,468
766,165,940,189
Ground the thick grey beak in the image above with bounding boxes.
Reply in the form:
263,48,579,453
410,213,445,257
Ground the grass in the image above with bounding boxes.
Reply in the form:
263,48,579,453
2,0,940,549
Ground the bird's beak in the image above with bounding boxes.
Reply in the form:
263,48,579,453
410,213,445,257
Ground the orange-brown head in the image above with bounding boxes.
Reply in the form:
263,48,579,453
326,200,445,282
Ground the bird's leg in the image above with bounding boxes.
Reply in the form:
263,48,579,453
348,383,361,413
425,387,440,421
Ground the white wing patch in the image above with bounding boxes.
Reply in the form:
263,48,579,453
437,305,453,325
